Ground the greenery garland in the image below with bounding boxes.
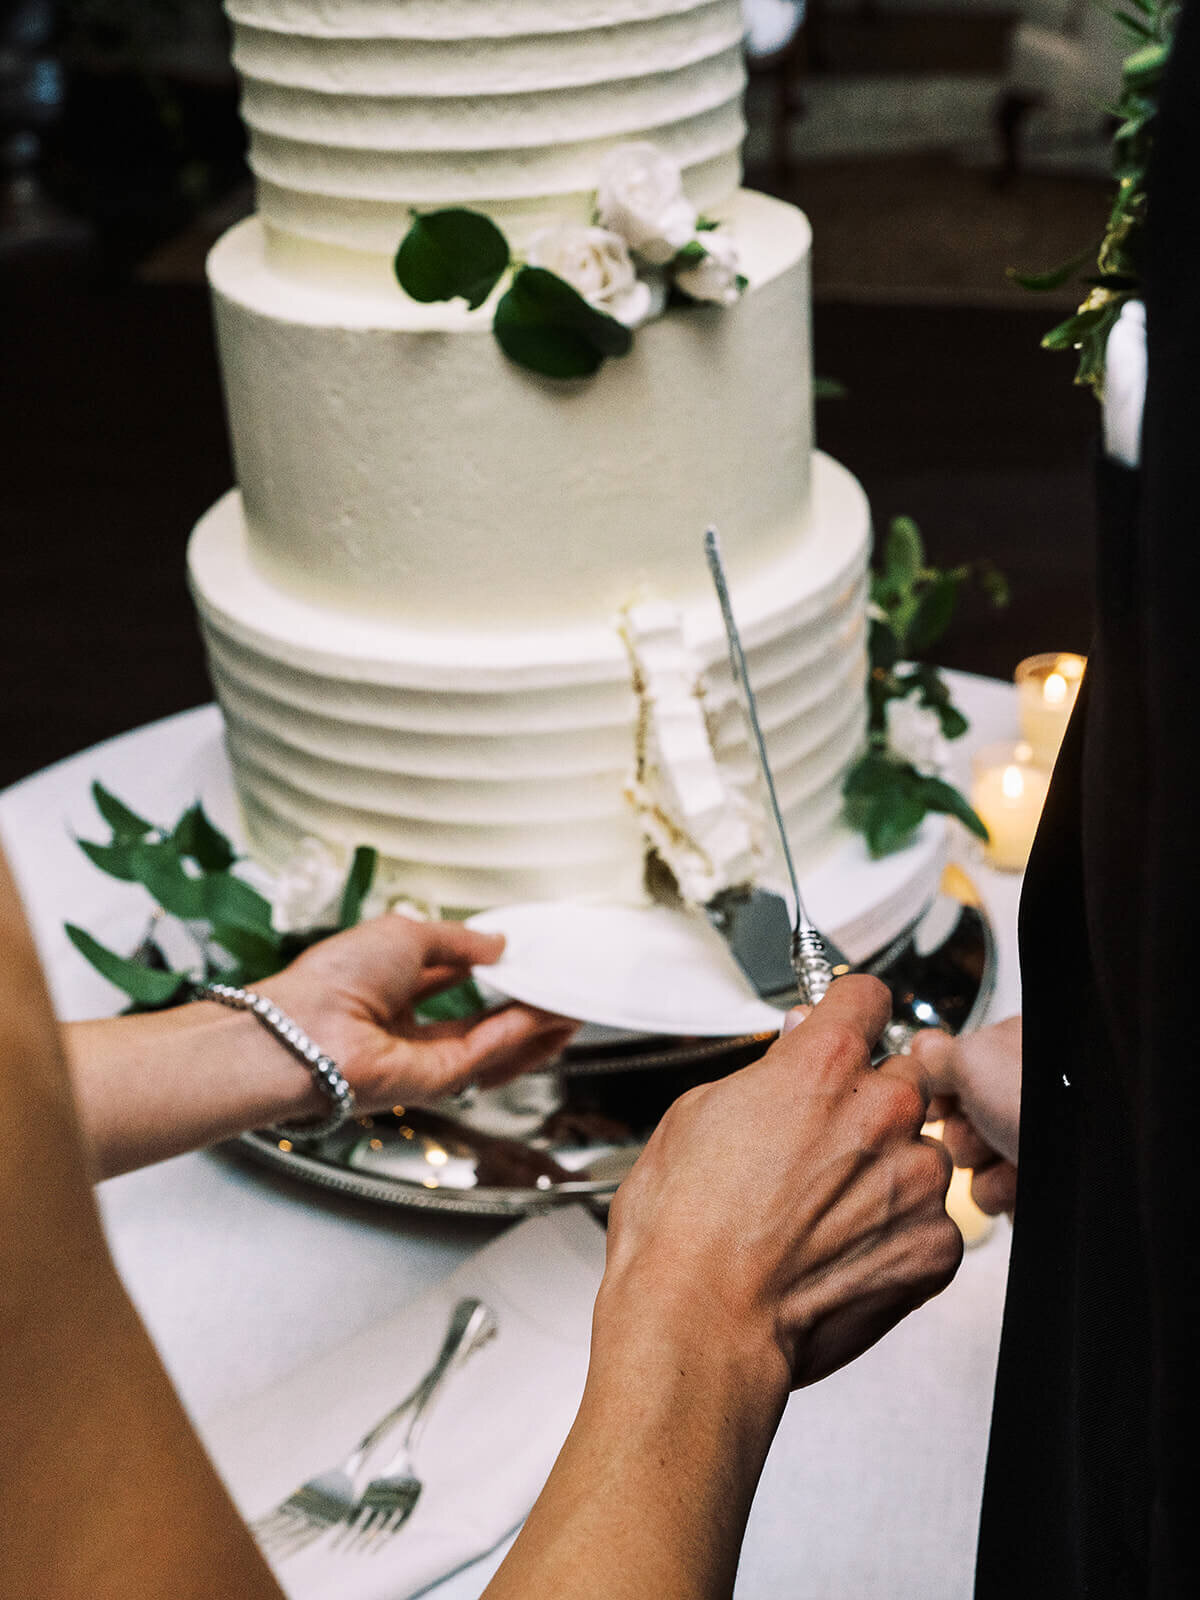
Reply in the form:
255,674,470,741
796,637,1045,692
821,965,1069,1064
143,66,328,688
1011,0,1179,396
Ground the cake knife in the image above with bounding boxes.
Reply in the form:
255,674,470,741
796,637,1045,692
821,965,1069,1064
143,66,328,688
704,527,845,1009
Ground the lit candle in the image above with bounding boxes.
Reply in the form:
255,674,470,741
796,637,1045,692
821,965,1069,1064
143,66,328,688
923,1120,996,1248
970,740,1051,872
1015,652,1086,766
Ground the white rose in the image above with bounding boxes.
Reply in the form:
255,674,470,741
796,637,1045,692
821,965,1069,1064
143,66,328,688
270,837,347,933
884,695,947,776
674,230,743,307
595,142,698,266
526,223,656,329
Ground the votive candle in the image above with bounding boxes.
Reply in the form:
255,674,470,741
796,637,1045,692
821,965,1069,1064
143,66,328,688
1015,652,1086,767
971,741,1051,873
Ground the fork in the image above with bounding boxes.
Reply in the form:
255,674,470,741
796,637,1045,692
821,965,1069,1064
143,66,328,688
252,1296,496,1557
338,1298,498,1553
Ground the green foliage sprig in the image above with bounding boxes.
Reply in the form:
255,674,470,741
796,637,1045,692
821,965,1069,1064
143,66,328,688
1010,0,1178,396
394,204,743,379
67,784,481,1019
843,518,1008,858
396,209,632,379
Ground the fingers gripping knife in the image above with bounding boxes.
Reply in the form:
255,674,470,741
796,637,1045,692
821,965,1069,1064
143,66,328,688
704,528,839,1008
705,529,916,1055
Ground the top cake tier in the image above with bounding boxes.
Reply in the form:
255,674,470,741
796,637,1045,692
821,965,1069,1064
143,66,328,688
226,0,747,258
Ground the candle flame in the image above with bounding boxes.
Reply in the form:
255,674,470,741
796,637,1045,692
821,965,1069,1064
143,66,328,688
1043,671,1068,706
1001,764,1026,800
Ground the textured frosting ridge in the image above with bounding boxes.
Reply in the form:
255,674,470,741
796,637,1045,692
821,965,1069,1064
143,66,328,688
225,0,747,255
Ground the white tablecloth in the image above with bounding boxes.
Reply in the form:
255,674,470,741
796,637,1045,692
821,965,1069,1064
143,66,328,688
0,671,1025,1599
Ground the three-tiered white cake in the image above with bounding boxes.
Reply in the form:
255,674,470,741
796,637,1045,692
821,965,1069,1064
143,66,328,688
189,0,936,943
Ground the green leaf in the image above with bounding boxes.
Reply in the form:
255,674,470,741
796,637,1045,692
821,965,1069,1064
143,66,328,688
1122,40,1169,84
916,776,990,841
415,978,485,1023
674,239,708,267
65,924,191,1007
695,216,720,232
208,920,282,981
905,573,961,655
1114,11,1156,41
813,376,847,401
91,781,155,840
394,209,510,310
1007,247,1095,292
865,788,927,858
172,802,236,872
201,872,276,938
494,266,633,379
77,838,207,918
885,516,924,589
338,845,379,930
978,561,1011,609
1041,306,1110,351
868,617,900,673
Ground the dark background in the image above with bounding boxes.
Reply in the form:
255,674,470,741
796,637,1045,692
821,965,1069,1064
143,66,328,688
1,2,1104,790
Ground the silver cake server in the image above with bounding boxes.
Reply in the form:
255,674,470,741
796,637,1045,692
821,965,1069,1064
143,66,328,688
704,527,849,1009
705,528,919,1056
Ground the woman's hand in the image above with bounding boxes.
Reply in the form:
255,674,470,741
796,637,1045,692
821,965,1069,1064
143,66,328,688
910,1015,1021,1217
263,914,577,1114
485,977,963,1600
601,975,964,1396
65,914,577,1179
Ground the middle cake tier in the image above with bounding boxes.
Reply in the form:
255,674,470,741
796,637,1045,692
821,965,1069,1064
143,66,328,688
206,188,816,629
189,450,870,912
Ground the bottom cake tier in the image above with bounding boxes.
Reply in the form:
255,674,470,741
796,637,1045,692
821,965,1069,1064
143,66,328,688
189,451,917,923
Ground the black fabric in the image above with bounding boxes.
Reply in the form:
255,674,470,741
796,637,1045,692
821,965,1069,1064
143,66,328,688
974,8,1200,1595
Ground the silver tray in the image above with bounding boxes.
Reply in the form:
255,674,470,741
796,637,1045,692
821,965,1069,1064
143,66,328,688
235,866,995,1218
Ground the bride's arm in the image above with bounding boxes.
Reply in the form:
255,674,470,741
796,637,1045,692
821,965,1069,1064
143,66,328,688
61,914,575,1180
0,847,285,1600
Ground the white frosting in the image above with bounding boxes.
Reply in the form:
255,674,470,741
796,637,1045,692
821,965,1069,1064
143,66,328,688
226,0,746,257
189,453,871,910
208,190,812,629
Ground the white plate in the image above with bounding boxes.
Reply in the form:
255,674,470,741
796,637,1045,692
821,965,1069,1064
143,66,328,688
467,901,785,1037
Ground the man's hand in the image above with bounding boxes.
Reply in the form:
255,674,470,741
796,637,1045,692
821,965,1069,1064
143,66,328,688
602,975,963,1395
265,915,578,1113
910,1016,1021,1217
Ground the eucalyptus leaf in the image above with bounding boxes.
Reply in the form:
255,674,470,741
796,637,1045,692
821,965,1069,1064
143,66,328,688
65,923,190,1006
905,573,960,654
1122,39,1169,83
209,920,282,979
917,776,991,841
494,266,633,379
885,516,924,588
201,871,277,938
77,838,208,918
91,781,155,840
813,376,847,401
865,788,927,858
338,845,379,930
172,802,236,871
1041,305,1110,351
1007,247,1095,292
394,208,510,310
415,978,485,1023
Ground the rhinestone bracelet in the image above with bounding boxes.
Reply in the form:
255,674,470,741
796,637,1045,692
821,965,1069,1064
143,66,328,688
195,981,357,1141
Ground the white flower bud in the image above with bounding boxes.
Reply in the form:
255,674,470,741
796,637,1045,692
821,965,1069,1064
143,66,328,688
674,230,743,307
595,141,698,266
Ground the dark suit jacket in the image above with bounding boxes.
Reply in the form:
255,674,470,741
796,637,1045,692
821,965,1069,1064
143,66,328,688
975,6,1200,1594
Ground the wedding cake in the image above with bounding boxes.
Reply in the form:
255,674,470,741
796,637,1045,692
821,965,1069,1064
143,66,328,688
189,0,940,948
